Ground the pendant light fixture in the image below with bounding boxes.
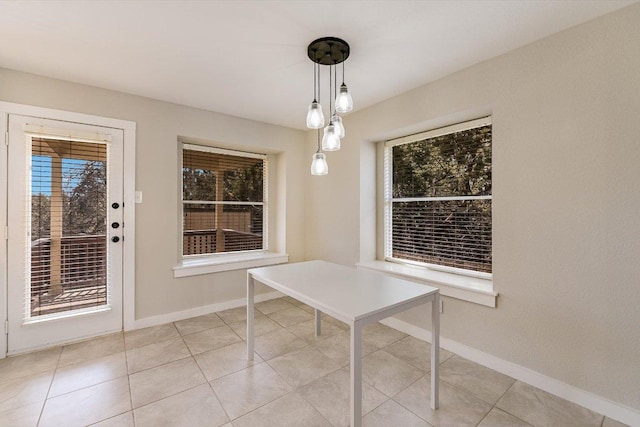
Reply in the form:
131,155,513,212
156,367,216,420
335,51,353,114
332,114,345,138
306,37,353,174
322,63,340,151
310,130,328,175
306,62,324,129
331,64,346,138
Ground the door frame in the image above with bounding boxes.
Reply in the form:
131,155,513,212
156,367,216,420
0,101,136,357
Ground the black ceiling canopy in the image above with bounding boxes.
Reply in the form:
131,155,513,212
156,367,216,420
307,37,350,65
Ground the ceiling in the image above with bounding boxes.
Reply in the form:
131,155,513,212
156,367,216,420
0,1,634,130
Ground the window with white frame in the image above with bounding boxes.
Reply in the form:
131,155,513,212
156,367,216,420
384,117,492,276
181,144,267,257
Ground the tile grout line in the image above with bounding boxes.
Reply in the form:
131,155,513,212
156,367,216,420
125,321,232,419
184,315,235,426
207,381,233,425
178,324,198,358
390,386,433,425
35,345,64,427
37,333,132,426
292,331,431,426
378,335,442,417
207,354,297,424
208,344,322,424
123,322,187,351
295,390,339,427
471,379,521,427
389,358,489,425
124,332,136,427
474,408,492,427
413,352,535,427
226,316,342,423
131,381,208,415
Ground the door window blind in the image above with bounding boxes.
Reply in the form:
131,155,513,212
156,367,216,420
29,137,109,318
182,144,267,256
384,118,492,275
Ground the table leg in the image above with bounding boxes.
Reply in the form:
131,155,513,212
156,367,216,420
350,321,363,427
314,309,322,337
247,274,255,361
431,292,440,409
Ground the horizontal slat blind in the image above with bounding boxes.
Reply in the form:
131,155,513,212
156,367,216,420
385,116,491,148
29,137,109,319
24,123,112,143
182,145,267,256
385,120,492,274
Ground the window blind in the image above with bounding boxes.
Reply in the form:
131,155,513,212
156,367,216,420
28,137,109,319
182,144,267,257
384,118,492,275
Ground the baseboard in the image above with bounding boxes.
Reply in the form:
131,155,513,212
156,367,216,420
133,291,283,330
7,328,122,357
379,317,640,427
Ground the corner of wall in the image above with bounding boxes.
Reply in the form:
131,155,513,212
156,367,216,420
359,138,377,263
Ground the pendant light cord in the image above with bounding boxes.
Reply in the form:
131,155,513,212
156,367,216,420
313,60,317,100
317,63,321,104
334,63,338,109
329,63,333,118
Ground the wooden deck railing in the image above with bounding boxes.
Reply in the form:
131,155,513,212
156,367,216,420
31,235,106,316
183,229,262,255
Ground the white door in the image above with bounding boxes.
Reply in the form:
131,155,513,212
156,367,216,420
7,114,124,354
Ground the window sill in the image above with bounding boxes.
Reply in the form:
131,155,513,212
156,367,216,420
174,253,289,278
356,260,498,307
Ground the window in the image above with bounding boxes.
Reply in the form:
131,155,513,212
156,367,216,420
181,144,267,258
384,117,492,276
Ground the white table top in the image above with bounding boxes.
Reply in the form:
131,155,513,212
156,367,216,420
248,260,439,323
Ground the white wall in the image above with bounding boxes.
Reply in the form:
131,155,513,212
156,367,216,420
0,68,307,321
305,3,640,411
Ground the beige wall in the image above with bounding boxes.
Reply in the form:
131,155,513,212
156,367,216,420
305,4,640,410
0,68,307,320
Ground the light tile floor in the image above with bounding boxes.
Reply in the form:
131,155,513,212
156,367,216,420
0,297,629,427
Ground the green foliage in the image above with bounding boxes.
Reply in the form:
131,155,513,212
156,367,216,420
392,126,491,198
183,168,217,201
391,125,492,273
30,160,107,239
64,161,106,235
223,163,264,233
224,163,263,202
31,194,51,239
182,160,263,202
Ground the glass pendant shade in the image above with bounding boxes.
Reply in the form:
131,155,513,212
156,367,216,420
306,100,325,129
335,83,353,113
310,152,328,175
332,114,345,138
322,123,341,151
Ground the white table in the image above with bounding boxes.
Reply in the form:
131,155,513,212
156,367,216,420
247,260,440,427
